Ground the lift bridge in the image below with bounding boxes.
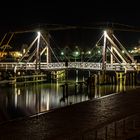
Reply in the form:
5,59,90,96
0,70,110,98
0,29,139,73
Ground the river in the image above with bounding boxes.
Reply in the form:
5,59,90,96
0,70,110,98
0,79,138,123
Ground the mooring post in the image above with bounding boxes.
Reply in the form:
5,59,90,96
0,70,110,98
65,83,68,98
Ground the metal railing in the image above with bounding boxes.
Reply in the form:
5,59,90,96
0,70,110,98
0,62,139,71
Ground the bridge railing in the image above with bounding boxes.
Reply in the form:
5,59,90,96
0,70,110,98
68,62,102,70
106,63,139,71
106,63,124,71
16,62,66,70
0,62,102,71
0,62,18,70
40,62,66,70
0,62,140,71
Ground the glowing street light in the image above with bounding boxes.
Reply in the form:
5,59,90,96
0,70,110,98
72,51,80,62
61,51,64,55
75,51,79,55
87,51,91,55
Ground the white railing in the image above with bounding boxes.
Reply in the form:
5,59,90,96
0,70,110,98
0,62,139,71
68,62,102,70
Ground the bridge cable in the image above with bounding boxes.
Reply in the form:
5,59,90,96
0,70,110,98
41,34,60,62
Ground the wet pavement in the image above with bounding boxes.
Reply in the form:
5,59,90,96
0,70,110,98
0,88,140,139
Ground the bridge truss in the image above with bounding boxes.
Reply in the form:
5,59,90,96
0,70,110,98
0,29,139,73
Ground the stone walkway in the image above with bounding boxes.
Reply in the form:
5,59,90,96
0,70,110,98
0,88,140,139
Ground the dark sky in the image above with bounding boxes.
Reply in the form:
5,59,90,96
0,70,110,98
1,1,140,28
0,1,140,48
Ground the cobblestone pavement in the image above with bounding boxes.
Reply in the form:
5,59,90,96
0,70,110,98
0,88,140,140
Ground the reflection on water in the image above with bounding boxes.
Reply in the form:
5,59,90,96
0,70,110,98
0,81,138,123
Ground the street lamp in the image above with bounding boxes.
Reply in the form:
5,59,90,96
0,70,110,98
98,50,101,54
73,46,80,62
74,51,79,62
60,51,65,61
75,51,79,55
87,51,91,55
61,51,64,55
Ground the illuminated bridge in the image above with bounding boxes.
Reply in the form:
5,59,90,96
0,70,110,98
0,62,139,72
0,29,139,73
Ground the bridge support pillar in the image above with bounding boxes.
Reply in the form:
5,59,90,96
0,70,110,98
116,72,126,92
116,72,126,85
98,71,108,85
125,72,137,86
115,71,138,92
50,70,66,82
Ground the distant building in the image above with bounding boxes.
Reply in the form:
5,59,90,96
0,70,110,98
0,51,22,61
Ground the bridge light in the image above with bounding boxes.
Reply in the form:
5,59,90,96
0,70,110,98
37,31,41,37
104,30,107,35
23,49,26,54
122,50,125,53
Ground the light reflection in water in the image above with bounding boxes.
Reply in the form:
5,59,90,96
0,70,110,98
0,81,138,123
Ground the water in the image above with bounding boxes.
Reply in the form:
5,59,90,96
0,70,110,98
0,81,138,123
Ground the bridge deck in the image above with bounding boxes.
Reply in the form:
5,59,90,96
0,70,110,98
0,88,140,139
0,62,139,71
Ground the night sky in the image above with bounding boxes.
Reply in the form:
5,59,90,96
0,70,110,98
0,1,140,49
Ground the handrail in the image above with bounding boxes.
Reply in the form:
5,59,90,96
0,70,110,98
0,62,139,71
